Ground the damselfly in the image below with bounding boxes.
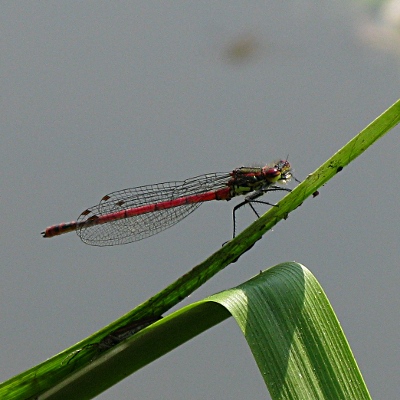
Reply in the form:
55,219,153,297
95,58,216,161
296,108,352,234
42,160,296,246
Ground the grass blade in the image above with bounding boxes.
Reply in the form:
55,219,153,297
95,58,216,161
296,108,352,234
34,263,370,399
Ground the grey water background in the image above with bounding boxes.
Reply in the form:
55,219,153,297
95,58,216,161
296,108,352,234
1,2,399,398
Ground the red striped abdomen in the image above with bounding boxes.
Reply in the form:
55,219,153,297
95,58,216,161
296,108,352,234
42,187,231,238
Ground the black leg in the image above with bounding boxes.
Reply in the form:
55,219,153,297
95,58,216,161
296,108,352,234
231,187,292,238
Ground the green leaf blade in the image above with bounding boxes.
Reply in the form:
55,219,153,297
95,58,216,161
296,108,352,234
210,263,371,400
3,263,371,399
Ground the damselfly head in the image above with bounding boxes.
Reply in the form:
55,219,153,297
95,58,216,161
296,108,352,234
276,160,293,183
277,159,302,184
262,160,292,184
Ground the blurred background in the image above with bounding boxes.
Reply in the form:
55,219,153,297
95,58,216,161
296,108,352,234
1,1,399,398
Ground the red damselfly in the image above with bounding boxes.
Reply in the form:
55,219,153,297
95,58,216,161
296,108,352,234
42,160,296,246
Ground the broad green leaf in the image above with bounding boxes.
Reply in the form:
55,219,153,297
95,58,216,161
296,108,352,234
34,263,370,399
212,263,371,400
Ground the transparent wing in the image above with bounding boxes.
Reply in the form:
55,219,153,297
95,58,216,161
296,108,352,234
76,172,230,246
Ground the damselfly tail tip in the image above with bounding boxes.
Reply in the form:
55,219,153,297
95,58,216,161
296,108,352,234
41,229,52,238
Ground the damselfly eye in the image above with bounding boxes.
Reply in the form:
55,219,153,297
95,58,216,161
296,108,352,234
263,167,280,178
